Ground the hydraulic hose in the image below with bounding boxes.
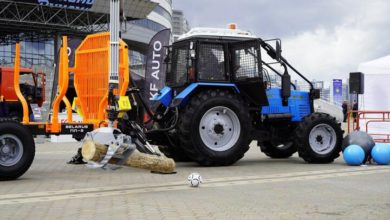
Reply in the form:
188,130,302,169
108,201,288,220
129,75,178,132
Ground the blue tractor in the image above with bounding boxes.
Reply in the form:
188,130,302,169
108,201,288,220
147,27,343,166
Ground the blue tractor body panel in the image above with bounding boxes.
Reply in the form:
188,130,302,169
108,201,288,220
155,86,173,108
261,88,311,122
153,84,311,122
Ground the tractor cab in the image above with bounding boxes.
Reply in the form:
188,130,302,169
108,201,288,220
0,67,45,107
0,67,45,121
165,27,273,107
19,70,45,107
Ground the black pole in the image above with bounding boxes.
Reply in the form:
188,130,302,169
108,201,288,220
356,93,359,111
49,33,61,110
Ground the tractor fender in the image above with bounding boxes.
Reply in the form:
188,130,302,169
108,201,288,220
172,83,240,108
152,86,173,108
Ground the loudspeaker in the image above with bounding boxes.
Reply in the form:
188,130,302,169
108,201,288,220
349,72,364,94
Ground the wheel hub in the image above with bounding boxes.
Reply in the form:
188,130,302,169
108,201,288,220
0,135,24,167
1,145,11,154
309,124,337,155
316,135,323,144
199,106,241,151
213,124,224,134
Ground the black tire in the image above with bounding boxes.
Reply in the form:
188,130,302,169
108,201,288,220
158,133,192,162
158,145,192,162
258,125,297,158
178,89,251,166
259,141,297,158
0,119,35,180
8,112,22,122
295,112,343,163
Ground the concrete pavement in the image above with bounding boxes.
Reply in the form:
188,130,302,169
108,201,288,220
0,140,389,219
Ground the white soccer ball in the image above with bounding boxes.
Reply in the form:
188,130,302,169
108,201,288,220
187,173,203,187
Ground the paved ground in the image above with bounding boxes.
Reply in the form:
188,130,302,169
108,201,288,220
1,140,390,220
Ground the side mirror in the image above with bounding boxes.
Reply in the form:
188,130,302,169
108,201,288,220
190,49,196,59
189,41,196,59
164,46,171,63
275,41,282,61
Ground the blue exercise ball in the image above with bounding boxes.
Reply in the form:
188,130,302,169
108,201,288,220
342,131,375,163
343,145,365,166
371,143,390,165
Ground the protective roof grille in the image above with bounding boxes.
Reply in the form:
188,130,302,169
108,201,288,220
178,27,257,41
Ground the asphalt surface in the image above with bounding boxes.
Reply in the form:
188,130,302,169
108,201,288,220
0,140,389,220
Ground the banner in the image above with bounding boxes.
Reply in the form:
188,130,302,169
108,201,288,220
67,37,83,67
20,0,95,10
333,79,343,106
144,29,171,109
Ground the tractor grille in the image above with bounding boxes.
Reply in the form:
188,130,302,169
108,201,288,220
299,104,311,118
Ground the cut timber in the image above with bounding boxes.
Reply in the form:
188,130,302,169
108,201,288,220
81,140,175,173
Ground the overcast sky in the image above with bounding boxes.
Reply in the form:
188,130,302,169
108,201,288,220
172,0,390,82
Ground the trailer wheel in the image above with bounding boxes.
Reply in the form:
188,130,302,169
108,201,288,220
0,119,35,180
178,89,251,166
295,112,343,163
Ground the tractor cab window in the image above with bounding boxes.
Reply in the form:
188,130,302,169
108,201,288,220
231,41,262,81
167,43,189,86
35,74,43,87
197,43,226,81
19,72,35,86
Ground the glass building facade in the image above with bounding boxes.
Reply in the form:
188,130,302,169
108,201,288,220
0,0,173,107
125,0,173,77
0,40,54,68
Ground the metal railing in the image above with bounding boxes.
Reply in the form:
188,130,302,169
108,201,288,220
347,110,390,143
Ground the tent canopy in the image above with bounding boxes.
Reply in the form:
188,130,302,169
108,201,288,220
357,55,390,136
358,55,390,75
357,55,390,111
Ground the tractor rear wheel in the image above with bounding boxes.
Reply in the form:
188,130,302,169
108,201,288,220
158,138,192,162
0,119,35,180
178,89,251,166
295,112,343,163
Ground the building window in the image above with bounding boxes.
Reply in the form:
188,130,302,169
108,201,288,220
0,39,54,68
154,5,172,23
129,19,167,32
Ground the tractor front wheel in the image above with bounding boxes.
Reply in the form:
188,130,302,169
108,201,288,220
295,112,343,163
178,89,251,166
0,119,35,180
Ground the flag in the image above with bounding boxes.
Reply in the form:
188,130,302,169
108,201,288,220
333,79,343,106
144,29,171,109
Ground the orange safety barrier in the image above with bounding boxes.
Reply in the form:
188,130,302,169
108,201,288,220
347,110,390,143
71,32,129,128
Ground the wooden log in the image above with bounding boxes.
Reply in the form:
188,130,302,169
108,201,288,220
81,140,176,174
